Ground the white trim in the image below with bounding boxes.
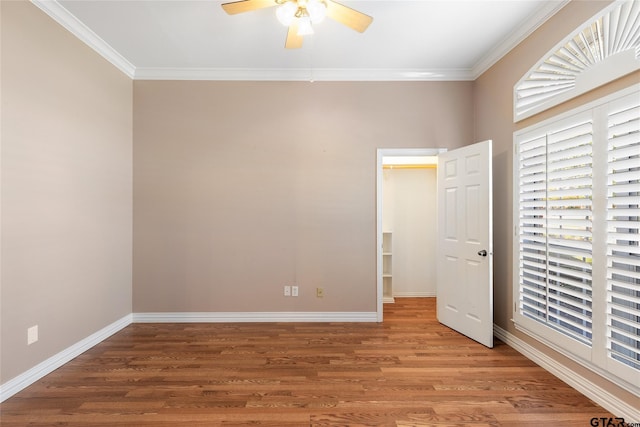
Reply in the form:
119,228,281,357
29,0,565,82
0,311,374,402
30,0,135,78
471,0,569,79
133,311,378,323
494,324,640,421
516,51,640,121
512,84,640,400
376,148,446,322
513,322,639,397
513,85,640,139
378,149,447,158
0,314,132,402
134,67,473,82
135,0,568,83
514,0,640,122
392,292,436,298
377,150,385,321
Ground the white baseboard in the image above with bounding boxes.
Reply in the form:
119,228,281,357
133,311,378,323
1,310,375,403
0,314,132,402
494,324,640,421
17,311,632,416
392,292,436,297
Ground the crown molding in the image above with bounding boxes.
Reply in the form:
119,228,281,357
471,0,570,79
30,0,135,79
133,67,475,81
28,0,473,82
31,0,564,82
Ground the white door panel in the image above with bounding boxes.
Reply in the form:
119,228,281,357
437,140,493,348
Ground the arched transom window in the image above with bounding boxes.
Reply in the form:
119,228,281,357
514,0,640,122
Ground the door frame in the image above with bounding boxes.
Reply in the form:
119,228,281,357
376,148,446,321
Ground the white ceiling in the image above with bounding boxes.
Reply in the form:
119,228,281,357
34,0,567,81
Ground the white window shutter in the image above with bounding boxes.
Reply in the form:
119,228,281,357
515,87,640,393
519,133,549,325
606,93,640,381
546,118,594,344
517,114,595,345
514,0,640,121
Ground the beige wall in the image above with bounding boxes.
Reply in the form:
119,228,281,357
3,0,636,410
0,1,133,383
474,0,639,410
133,81,473,312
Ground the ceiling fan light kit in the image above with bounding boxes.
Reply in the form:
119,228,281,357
275,1,297,26
296,16,314,36
306,0,328,24
276,0,327,31
222,0,373,48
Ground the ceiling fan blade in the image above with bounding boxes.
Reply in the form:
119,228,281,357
221,0,276,15
285,21,303,49
326,0,373,33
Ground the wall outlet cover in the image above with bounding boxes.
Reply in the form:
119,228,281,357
27,325,38,345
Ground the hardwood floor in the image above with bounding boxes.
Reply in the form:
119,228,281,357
1,298,615,426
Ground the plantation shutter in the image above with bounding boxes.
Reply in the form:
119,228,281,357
517,114,594,345
515,85,640,392
546,118,594,344
606,95,640,374
518,133,548,324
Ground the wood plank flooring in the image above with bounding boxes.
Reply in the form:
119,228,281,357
1,298,615,426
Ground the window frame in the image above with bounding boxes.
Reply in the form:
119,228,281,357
512,84,640,396
513,0,640,122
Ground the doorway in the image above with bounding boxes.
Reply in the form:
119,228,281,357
376,148,445,321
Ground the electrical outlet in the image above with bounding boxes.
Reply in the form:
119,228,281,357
292,286,299,297
27,325,38,345
316,287,324,298
284,285,291,296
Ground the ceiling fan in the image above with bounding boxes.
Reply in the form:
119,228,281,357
221,0,373,49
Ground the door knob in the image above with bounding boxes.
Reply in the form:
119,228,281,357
478,250,487,257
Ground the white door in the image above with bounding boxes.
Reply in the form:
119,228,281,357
437,140,493,348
